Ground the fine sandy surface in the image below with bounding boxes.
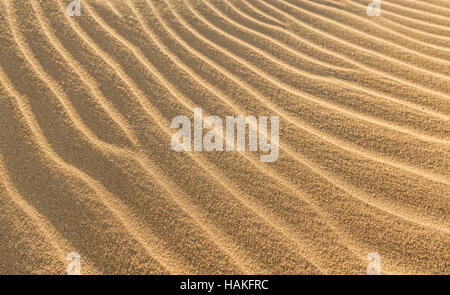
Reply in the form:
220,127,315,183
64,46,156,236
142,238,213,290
0,0,448,274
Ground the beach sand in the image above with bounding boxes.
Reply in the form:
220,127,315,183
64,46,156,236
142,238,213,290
0,0,448,274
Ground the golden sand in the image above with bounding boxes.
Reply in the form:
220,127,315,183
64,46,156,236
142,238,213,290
0,0,448,274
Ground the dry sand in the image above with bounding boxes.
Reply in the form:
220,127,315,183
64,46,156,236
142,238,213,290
0,0,448,274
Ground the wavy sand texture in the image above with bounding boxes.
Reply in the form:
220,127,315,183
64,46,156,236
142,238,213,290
0,0,448,274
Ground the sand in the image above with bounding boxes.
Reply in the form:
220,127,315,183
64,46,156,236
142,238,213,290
0,0,448,274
